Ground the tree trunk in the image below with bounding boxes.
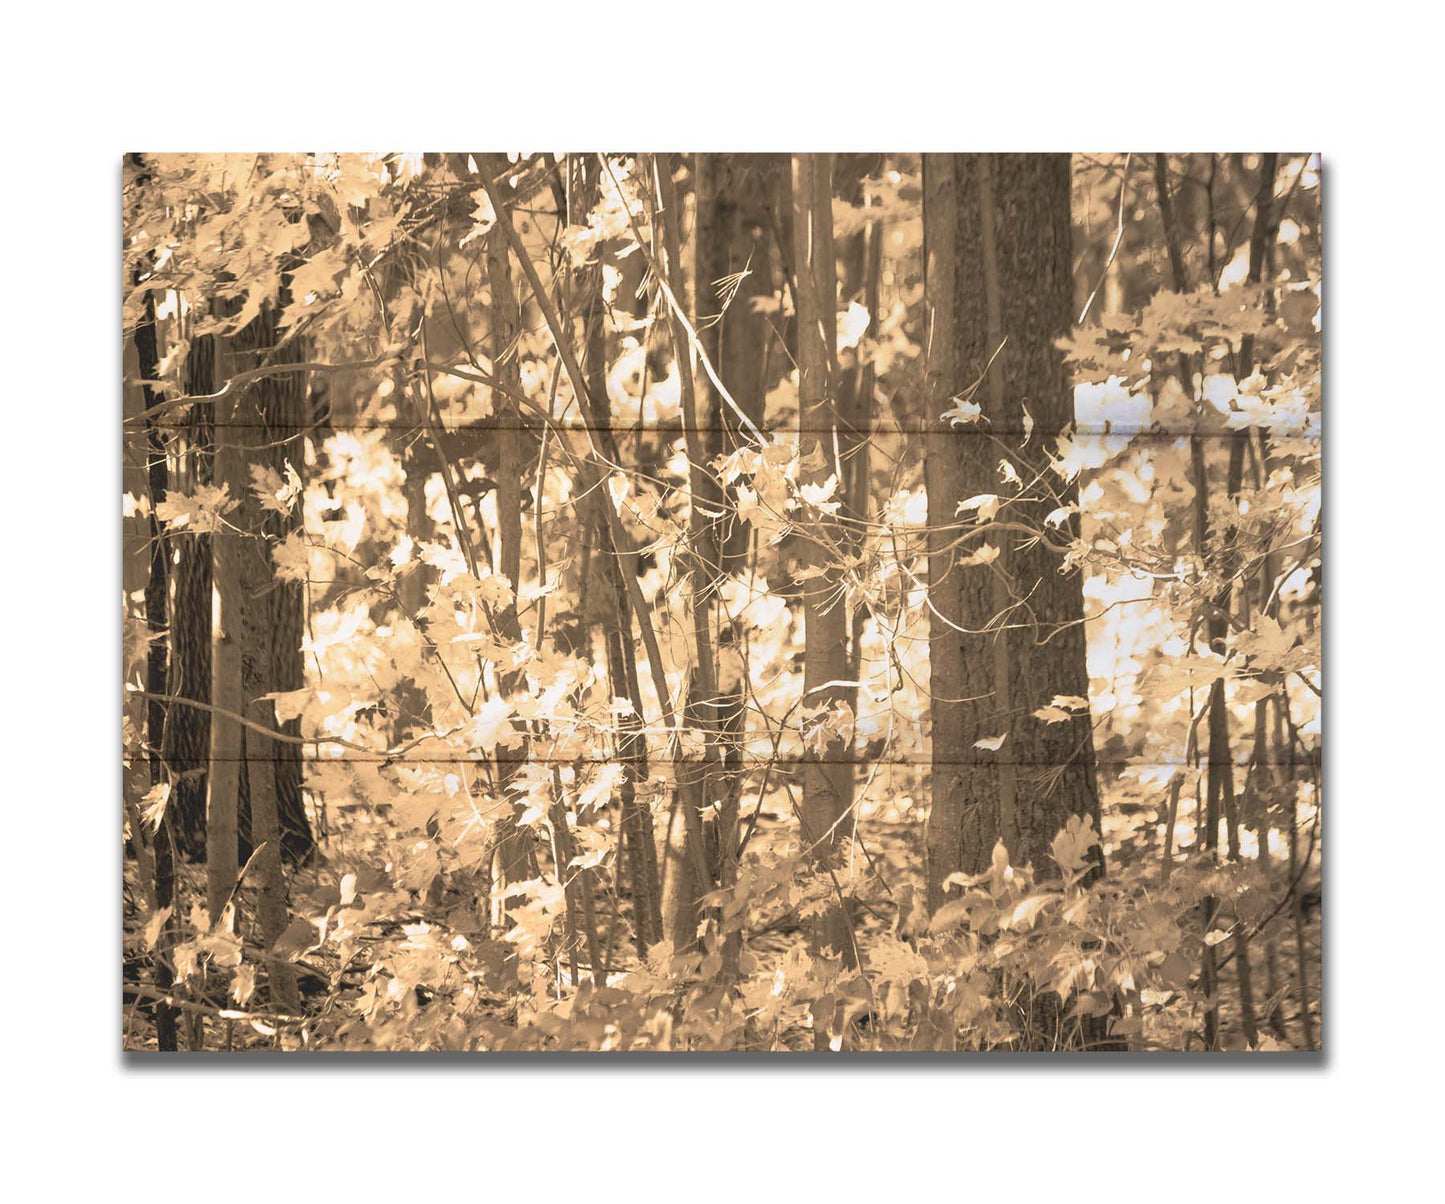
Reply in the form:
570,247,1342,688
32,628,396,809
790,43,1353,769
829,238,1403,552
922,153,967,916
688,153,784,963
135,273,178,1051
483,157,534,953
654,155,723,953
573,156,663,953
928,154,1101,898
227,305,306,1008
205,378,243,926
835,155,882,695
223,307,313,867
791,153,854,960
162,333,215,861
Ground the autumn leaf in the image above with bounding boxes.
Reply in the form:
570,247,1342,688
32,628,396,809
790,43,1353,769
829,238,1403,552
271,917,320,962
155,484,237,533
607,471,630,514
836,300,871,350
231,963,257,1006
1035,694,1090,723
1050,814,1096,880
249,461,303,514
1002,893,1057,931
272,532,311,582
576,763,625,813
140,782,170,832
799,473,841,514
471,698,521,754
257,687,311,723
956,493,1000,521
942,396,982,425
142,905,172,950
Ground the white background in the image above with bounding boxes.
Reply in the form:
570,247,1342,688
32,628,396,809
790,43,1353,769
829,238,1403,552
1,3,1435,1198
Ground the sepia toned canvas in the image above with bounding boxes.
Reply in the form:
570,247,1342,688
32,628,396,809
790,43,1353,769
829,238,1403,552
121,152,1321,1053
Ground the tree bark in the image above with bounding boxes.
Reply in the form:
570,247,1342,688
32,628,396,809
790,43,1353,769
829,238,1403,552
922,153,967,917
928,154,1101,897
482,156,534,951
574,158,664,953
655,155,724,952
134,271,178,1051
227,305,304,1009
791,153,854,959
162,333,215,861
205,379,243,926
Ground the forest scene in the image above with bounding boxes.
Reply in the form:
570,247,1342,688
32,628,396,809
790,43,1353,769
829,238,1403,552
121,151,1322,1054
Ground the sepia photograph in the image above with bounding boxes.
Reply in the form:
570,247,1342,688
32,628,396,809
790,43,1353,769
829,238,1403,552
121,151,1322,1053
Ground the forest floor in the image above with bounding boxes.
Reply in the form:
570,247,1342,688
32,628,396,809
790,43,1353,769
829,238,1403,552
122,772,1321,1053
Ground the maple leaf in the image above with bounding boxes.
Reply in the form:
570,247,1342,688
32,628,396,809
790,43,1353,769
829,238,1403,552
140,782,170,831
457,188,496,249
272,532,311,582
1036,694,1090,723
471,698,521,754
249,461,302,514
576,763,625,813
155,484,237,533
1050,814,1096,880
801,699,854,757
287,245,347,307
957,493,1000,521
799,474,841,514
957,544,1000,568
942,396,983,425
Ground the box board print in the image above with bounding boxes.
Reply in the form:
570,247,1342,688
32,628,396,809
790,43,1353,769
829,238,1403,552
122,153,1321,1052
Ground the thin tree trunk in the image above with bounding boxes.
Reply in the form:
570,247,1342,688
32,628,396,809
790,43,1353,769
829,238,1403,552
228,309,301,1011
205,383,243,926
483,157,533,953
791,153,854,960
135,273,178,1052
835,154,882,731
973,156,1022,862
573,164,665,951
693,153,781,969
1239,153,1299,1046
654,155,724,952
480,161,712,953
163,333,215,861
922,153,967,916
1289,751,1317,1050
